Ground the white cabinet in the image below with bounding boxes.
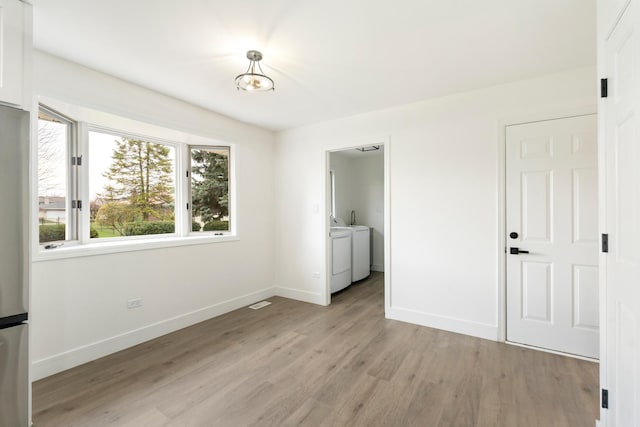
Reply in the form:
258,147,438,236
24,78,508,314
0,0,27,107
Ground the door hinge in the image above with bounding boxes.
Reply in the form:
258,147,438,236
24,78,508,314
186,202,189,210
602,234,609,253
72,200,82,210
602,389,608,409
71,155,83,166
601,78,608,98
186,170,189,178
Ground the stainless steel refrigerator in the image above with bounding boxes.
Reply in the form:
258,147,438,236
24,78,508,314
0,104,30,427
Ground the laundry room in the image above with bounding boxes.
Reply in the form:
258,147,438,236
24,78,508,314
328,145,385,295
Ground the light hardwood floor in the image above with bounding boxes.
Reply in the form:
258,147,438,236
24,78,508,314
33,273,599,426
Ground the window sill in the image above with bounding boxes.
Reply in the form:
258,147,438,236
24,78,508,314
33,234,239,262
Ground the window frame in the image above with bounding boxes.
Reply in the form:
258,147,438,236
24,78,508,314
32,99,238,261
37,104,79,245
188,145,233,236
329,169,336,218
85,125,181,243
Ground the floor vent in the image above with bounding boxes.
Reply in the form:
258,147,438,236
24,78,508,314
248,301,272,310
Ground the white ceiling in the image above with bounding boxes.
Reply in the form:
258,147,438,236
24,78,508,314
31,0,596,131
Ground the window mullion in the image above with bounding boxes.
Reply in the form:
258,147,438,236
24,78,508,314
174,143,189,237
77,122,90,244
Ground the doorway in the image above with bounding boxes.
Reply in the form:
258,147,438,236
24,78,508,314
326,143,387,304
505,114,599,359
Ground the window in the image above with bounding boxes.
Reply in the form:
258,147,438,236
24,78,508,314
89,130,176,238
37,106,78,244
35,103,235,253
190,146,230,233
329,169,336,217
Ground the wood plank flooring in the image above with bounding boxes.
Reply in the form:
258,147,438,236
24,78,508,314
33,273,599,426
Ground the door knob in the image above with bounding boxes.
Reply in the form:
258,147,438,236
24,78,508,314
510,247,529,255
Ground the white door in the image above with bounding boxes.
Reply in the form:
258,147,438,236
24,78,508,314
603,1,640,424
506,115,599,358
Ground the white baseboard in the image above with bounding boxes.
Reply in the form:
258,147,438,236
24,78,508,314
273,286,326,305
386,306,498,341
32,286,276,381
371,264,384,272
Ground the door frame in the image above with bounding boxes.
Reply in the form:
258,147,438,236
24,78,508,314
497,106,597,347
324,135,391,312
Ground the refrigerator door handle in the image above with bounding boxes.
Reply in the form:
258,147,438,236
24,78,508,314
0,313,28,330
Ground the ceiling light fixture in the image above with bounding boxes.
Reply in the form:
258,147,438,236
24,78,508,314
235,50,274,92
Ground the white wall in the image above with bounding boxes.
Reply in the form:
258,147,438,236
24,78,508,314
274,66,597,339
330,150,385,271
31,51,276,380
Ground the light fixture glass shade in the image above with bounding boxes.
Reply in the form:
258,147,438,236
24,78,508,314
235,73,274,91
235,50,274,92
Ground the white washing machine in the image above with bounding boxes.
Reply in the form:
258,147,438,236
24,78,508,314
349,225,370,282
330,217,371,283
330,227,352,293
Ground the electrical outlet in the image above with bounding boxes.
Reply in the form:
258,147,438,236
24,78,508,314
311,272,320,278
126,298,143,309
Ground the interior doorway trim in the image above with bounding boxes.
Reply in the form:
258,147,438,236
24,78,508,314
497,106,597,344
324,135,391,312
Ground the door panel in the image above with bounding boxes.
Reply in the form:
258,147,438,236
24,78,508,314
521,261,553,323
615,120,639,262
572,168,598,243
520,137,553,159
572,265,599,330
522,171,552,242
506,114,598,358
615,304,637,427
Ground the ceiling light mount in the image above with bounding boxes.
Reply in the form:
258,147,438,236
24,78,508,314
246,50,263,62
235,50,274,92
